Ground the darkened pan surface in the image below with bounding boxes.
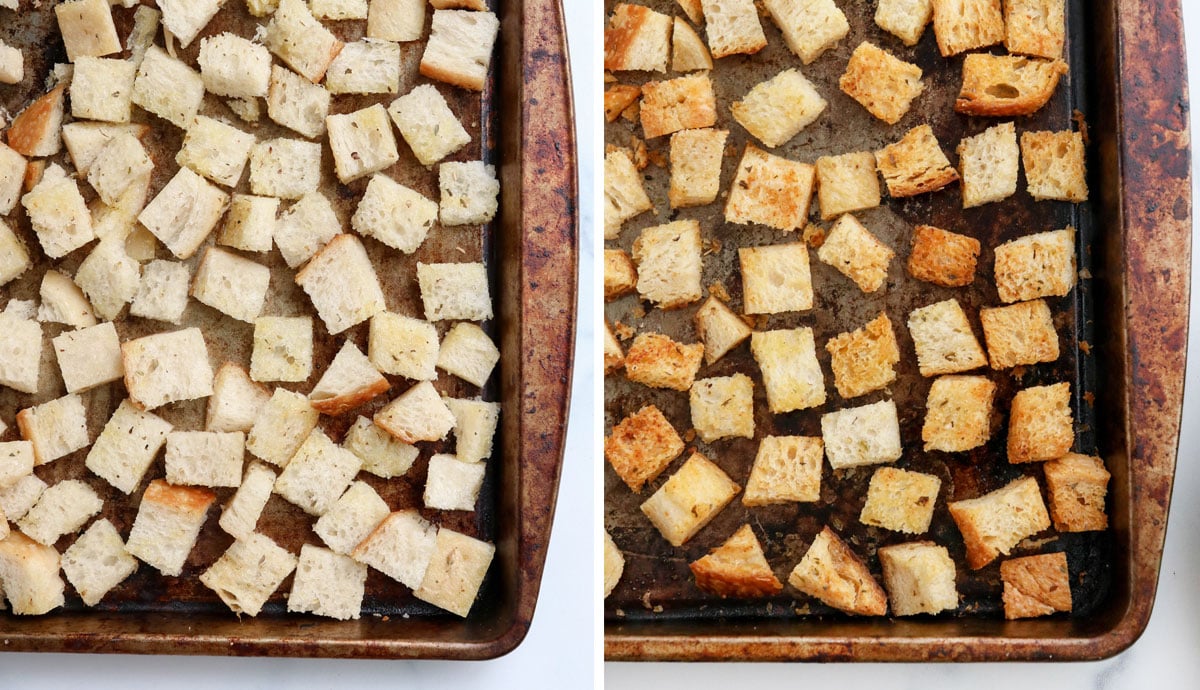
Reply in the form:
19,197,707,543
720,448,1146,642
603,0,1188,661
0,0,576,660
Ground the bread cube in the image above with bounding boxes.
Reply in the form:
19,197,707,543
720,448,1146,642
1005,0,1065,59
956,54,1067,117
907,225,980,287
420,9,499,90
308,341,389,415
876,125,958,197
446,398,500,464
131,46,204,129
815,151,881,220
190,247,271,324
38,269,97,328
631,220,703,310
669,127,727,209
198,33,272,99
878,541,958,615
17,479,102,546
1001,551,1071,619
994,227,1077,303
125,480,216,576
693,297,750,365
156,0,222,48
218,462,277,539
0,314,42,395
6,84,67,157
672,16,711,71
55,0,121,60
86,133,153,209
0,144,27,216
2,301,34,320
164,431,245,488
948,475,1050,569
60,122,147,177
374,381,457,444
603,531,628,601
820,399,902,469
343,416,419,478
130,260,190,324
979,299,1060,370
922,375,995,452
605,405,685,493
351,509,438,589
17,394,90,465
907,299,987,376
439,160,500,226
313,481,390,555
623,333,703,392
207,363,270,433
818,214,894,293
53,322,122,394
326,105,400,185
743,436,823,506
297,235,388,334
725,144,816,230
139,167,229,260
415,528,495,617
21,169,95,259
762,0,848,63
958,121,1019,208
85,400,172,495
275,192,340,268
690,373,755,442
246,389,320,466
604,3,672,72
826,313,900,399
176,116,256,189
604,321,625,375
689,524,782,598
604,149,653,239
353,175,438,254
326,40,401,95
1021,130,1088,202
1043,453,1109,532
368,0,425,42
200,533,297,616
250,317,313,383
0,475,47,527
751,328,825,413
369,312,439,380
875,0,933,46
739,243,814,315
788,526,887,615
1008,381,1073,463
640,452,739,546
861,467,942,534
219,195,277,253
699,0,766,58
62,519,137,607
0,442,34,490
436,323,499,388
122,328,215,410
70,57,135,123
730,69,826,149
274,428,362,516
604,249,638,300
249,138,323,200
0,531,64,614
424,454,486,511
840,42,924,125
0,40,22,85
287,544,368,620
931,0,1004,56
266,0,344,83
313,0,369,18
388,84,471,166
266,66,332,139
640,73,717,139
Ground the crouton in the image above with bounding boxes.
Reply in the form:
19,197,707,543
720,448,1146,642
368,0,425,41
0,314,42,395
875,0,933,46
326,40,401,95
125,480,216,576
604,249,638,300
0,442,34,489
266,66,332,139
979,299,1060,369
343,416,419,477
605,405,685,493
725,144,816,230
297,235,388,334
246,389,320,467
604,149,653,239
699,0,766,59
313,481,389,555
956,54,1068,117
21,168,95,259
0,41,21,85
907,299,988,376
420,9,499,91
0,145,26,216
200,533,297,616
603,530,624,598
389,85,471,166
815,151,881,220
948,475,1050,569
416,261,493,321
604,322,626,375
60,122,147,177
958,121,1019,208
671,17,712,72
176,116,255,189
85,400,172,494
351,509,437,589
437,323,500,388
157,0,222,48
17,394,90,465
1005,0,1065,59
624,333,704,391
6,84,66,157
130,260,190,324
122,328,215,410
1008,382,1073,463
762,0,849,64
219,195,277,253
993,227,1077,303
669,128,727,208
826,313,900,399
132,46,205,129
199,33,272,99
743,436,823,506
250,317,313,383
788,526,887,615
266,0,344,83
922,375,995,452
17,479,102,546
414,528,495,617
0,531,64,614
604,83,641,122
368,312,439,380
274,428,363,516
0,474,46,524
820,399,902,469
326,105,400,184
604,3,672,72
165,431,245,488
734,69,828,149
424,454,485,511
1001,551,1071,619
310,341,390,415
817,214,894,293
275,193,340,268
439,160,499,226
218,462,276,539
640,73,717,139
287,544,368,620
739,243,814,314
248,138,323,200
693,296,751,364
676,0,703,23
751,328,825,413
861,467,942,534
1021,130,1088,202
1043,453,1109,532
631,220,703,310
839,42,924,125
207,363,271,433
877,542,958,615
138,167,229,260
690,373,755,442
875,125,958,197
0,220,29,287
61,519,138,607
690,524,783,598
907,225,980,287
641,452,740,546
70,57,135,124
191,247,270,324
374,381,457,444
38,269,97,328
55,0,121,60
52,322,122,394
70,241,141,320
87,133,154,208
931,0,1004,56
445,398,499,464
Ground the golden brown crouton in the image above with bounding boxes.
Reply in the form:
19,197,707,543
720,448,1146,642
624,333,705,391
860,467,942,534
690,374,755,442
1004,0,1066,59
669,128,727,208
762,0,849,64
743,435,823,505
816,214,894,293
979,299,1060,369
752,328,826,414
1043,453,1109,532
875,125,959,197
907,299,988,376
907,225,980,288
788,526,888,616
878,541,959,615
631,220,703,309
956,54,1068,117
1021,130,1088,202
690,524,783,598
604,3,672,73
739,243,814,315
605,405,685,492
604,84,641,122
1008,382,1073,463
640,73,717,140
6,84,67,157
825,313,900,399
948,475,1051,569
725,144,816,231
1001,551,1071,619
604,249,638,300
993,227,1077,303
839,42,924,125
641,452,740,546
604,321,626,375
815,151,881,220
699,0,767,59
931,0,1004,57
922,375,995,452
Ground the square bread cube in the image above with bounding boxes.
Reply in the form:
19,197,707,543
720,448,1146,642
274,429,362,516
218,462,277,539
351,509,438,589
788,526,887,615
415,528,495,617
699,0,766,59
875,0,934,46
0,530,65,614
604,3,672,72
86,133,153,207
948,475,1050,569
931,0,1005,56
1021,130,1088,202
17,394,90,465
446,398,500,464
424,454,486,511
70,57,135,123
246,389,320,467
820,399,902,469
138,167,229,260
839,42,924,125
157,0,223,48
62,518,137,607
369,312,439,380
860,467,942,533
199,33,272,99
640,452,740,546
1001,551,1071,619
416,261,493,322
878,541,958,615
731,69,827,149
1043,453,1109,532
314,481,389,555
53,322,123,394
130,260,190,324
191,247,270,324
312,0,369,20
326,40,401,95
623,332,703,392
725,144,816,231
0,441,35,489
689,524,783,598
122,328,215,410
815,151,881,220
640,73,717,140
826,313,900,399
131,46,204,129
1005,0,1065,59
200,533,297,616
817,214,894,293
907,299,987,376
308,341,389,416
176,116,255,189
437,323,499,388
1008,381,1073,463
249,138,322,200
21,169,95,259
287,544,368,620
353,175,438,254
420,9,499,91
690,373,755,442
251,317,313,383
751,328,825,413
389,84,471,166
605,405,684,493
275,193,340,269
327,105,400,185
219,195,278,253
86,400,172,494
125,480,216,576
631,220,703,310
669,128,727,209
439,161,500,226
374,381,457,444
739,243,814,314
694,296,751,365
993,227,1077,303
55,0,121,60
604,149,653,239
74,236,142,320
61,122,146,177
922,375,995,452
979,299,1060,369
958,121,1018,208
266,0,344,83
207,363,271,433
907,225,980,287
368,0,425,41
17,479,102,546
876,125,958,197
267,66,332,139
0,145,28,216
343,416,419,478
165,431,245,488
762,0,849,64
743,435,823,506
605,249,638,300
296,235,388,334
0,314,42,395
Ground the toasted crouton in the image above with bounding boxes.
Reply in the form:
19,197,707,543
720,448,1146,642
700,0,766,58
948,475,1050,569
604,149,653,239
343,416,419,477
0,145,27,216
417,261,493,322
672,17,712,72
245,388,320,467
53,322,123,394
878,542,958,615
931,0,1004,56
420,9,499,90
131,46,205,129
1001,551,1071,619
979,299,1060,369
817,214,894,293
249,138,322,200
367,0,424,41
424,454,486,511
743,436,823,505
731,70,826,149
1008,382,1073,463
70,57,136,124
0,314,42,395
826,313,900,399
815,151,881,220
368,313,439,380
122,328,215,410
326,40,401,95
875,125,959,197
62,519,137,607
839,42,924,125
266,0,344,83
604,84,642,123
956,54,1068,117
17,479,102,546
388,84,471,166
288,544,368,620
218,462,276,539
266,66,332,139
993,227,1077,303
0,42,20,85
922,375,995,452
165,431,245,488
641,452,740,546
640,73,717,139
762,0,849,64
690,524,782,598
207,363,271,433
297,235,388,334
21,168,95,259
327,105,400,184
0,531,64,614
669,128,727,208
690,374,755,442
1021,130,1088,202
1043,453,1109,532
624,333,704,391
604,249,638,300
55,0,121,60
0,442,34,489
176,116,255,189
604,3,672,73
6,84,66,157
788,526,887,615
725,144,816,230
351,509,437,589
631,220,703,310
310,341,390,416
603,530,624,598
739,243,814,314
138,168,229,260
314,481,389,555
191,247,270,324
439,160,499,226
86,400,172,494
821,399,902,469
415,528,495,617
200,533,297,616
604,322,626,375
199,33,272,99
605,405,684,493
907,299,987,376
907,225,980,287
218,195,277,253
875,0,933,46
694,296,751,364
751,328,825,413
1005,0,1065,59
957,121,1019,208
17,394,90,465
861,467,942,534
274,428,363,516
374,381,457,444
125,480,216,576
250,316,314,383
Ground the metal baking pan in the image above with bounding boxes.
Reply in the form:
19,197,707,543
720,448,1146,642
603,0,1188,661
0,0,576,660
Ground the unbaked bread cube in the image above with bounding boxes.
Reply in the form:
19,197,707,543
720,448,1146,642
0,530,64,614
388,84,470,166
604,3,672,72
176,116,255,189
931,0,1004,56
1008,381,1073,463
623,332,703,392
922,375,995,452
415,528,495,617
297,235,388,334
762,0,848,64
0,41,20,84
38,268,97,328
0,475,46,525
826,313,900,399
640,452,740,546
816,151,881,220
0,442,34,490
725,144,816,230
907,225,980,287
821,399,902,469
218,462,276,539
669,128,727,209
374,381,457,444
326,40,401,95
0,314,42,394
53,322,122,394
0,145,27,216
603,149,653,239
817,214,894,293
55,0,121,60
839,42,924,125
219,195,278,253
199,33,272,99
343,416,419,478
1005,0,1065,59
200,532,297,616
191,247,270,324
249,138,322,200
788,526,887,615
878,541,958,615
689,524,783,598
907,299,987,376
731,69,826,149
1043,453,1109,532
948,475,1050,569
266,0,344,83
739,243,813,314
367,0,425,41
604,321,625,375
690,373,755,442
61,122,148,178
751,328,825,413
275,192,340,268
699,0,766,59
876,0,933,46
417,261,493,322
125,480,215,576
631,220,703,310
17,479,102,546
165,431,245,488
207,363,270,433
604,249,638,300
6,84,67,157
368,312,439,380
267,66,331,139
446,398,499,464
424,454,485,511
75,238,141,322
61,519,137,607
251,316,313,383
439,161,499,226
958,121,1019,208
287,544,368,620
671,17,711,72
351,509,438,588
1001,551,1071,619
875,125,958,197
640,73,717,139
17,394,90,465
132,46,204,129
605,405,684,493
130,260,190,324
437,323,499,388
603,529,625,598
139,167,228,260
693,297,750,365
420,9,499,91
326,105,400,184
353,175,438,254
314,481,389,555
21,168,95,259
246,388,320,467
861,467,941,534
70,57,135,123
274,428,362,516
1021,130,1088,202
955,54,1067,117
86,400,172,494
993,227,1077,303
743,436,823,506
156,0,222,48
308,341,389,416
979,299,1060,369
86,133,153,207
313,0,369,19
122,328,215,410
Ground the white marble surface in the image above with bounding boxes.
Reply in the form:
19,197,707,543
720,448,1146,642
608,5,1200,689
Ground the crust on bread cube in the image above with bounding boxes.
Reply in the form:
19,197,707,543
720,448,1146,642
6,83,67,157
826,313,900,399
743,436,823,506
199,33,272,99
1005,0,1065,59
309,341,389,416
416,261,493,321
251,317,313,384
731,69,826,149
641,452,739,546
420,9,499,91
603,529,625,598
297,235,388,334
70,57,135,123
343,416,419,478
55,0,121,61
132,46,205,129
53,322,123,394
122,328,215,410
326,105,399,184
326,40,401,95
165,431,245,488
815,152,881,220
605,405,684,493
62,518,137,607
200,532,297,616
176,116,255,189
249,138,322,200
287,544,368,620
415,528,495,617
876,125,959,197
820,399,902,469
906,299,987,376
86,400,172,495
374,381,457,444
694,296,751,365
389,84,471,166
958,121,1019,208
275,193,340,269
0,314,42,395
640,73,717,140
739,243,814,314
751,328,825,413
839,42,924,125
956,54,1067,117
603,149,653,239
788,526,887,615
368,312,439,380
267,66,331,139
690,373,755,442
207,364,271,434
1043,453,1109,532
17,479,102,546
0,530,65,614
274,428,362,516
604,3,672,73
994,227,1077,303
246,389,320,467
125,480,216,576
979,299,1060,369
604,321,625,375
690,524,783,598
351,509,438,589
762,0,849,64
876,0,933,46
17,394,90,465
1008,381,1073,463
368,0,425,41
38,268,98,328
446,398,499,464
948,475,1050,569
424,454,486,511
266,0,344,83
437,323,500,388
878,541,958,615
623,332,703,392
861,467,942,534
725,144,816,230
931,0,1004,56
605,249,638,300
817,214,894,293
0,442,35,490
191,247,270,324
0,145,28,216
353,174,438,254
439,160,499,226
139,167,229,260
922,374,995,452
671,16,712,72
218,462,276,539
21,168,95,259
669,128,727,208
130,260,190,324
1021,130,1088,202
313,481,389,555
632,220,703,310
699,0,766,59
1001,551,1071,619
219,195,278,253
907,225,980,287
